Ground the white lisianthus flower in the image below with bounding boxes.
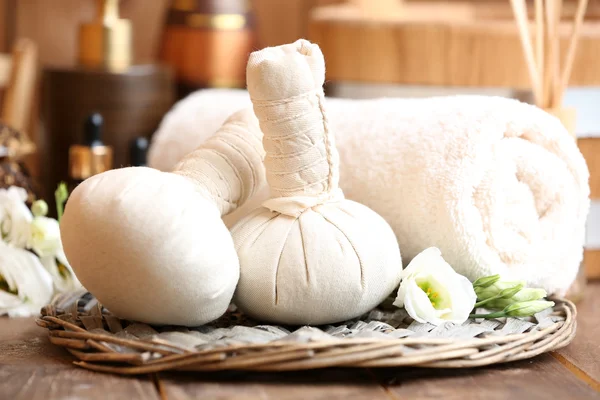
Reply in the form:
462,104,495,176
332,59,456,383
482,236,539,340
27,216,61,258
40,246,82,292
0,241,54,317
393,247,477,325
0,187,33,248
27,214,81,292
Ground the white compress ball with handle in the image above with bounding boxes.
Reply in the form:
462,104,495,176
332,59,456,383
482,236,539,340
61,109,265,326
231,40,403,325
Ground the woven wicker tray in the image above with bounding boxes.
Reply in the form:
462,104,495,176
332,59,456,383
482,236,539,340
36,290,576,374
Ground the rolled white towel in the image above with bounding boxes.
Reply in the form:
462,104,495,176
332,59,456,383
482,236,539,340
149,92,590,295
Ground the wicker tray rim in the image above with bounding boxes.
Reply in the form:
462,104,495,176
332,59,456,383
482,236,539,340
36,293,577,374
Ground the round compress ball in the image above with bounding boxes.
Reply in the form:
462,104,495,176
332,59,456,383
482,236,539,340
61,167,239,326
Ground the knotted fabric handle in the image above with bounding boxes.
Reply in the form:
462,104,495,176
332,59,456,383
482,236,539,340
247,40,342,217
173,109,265,216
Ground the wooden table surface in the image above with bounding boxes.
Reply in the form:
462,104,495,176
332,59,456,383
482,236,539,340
1,283,599,400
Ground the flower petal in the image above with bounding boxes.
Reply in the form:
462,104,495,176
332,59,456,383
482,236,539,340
0,187,33,248
29,216,61,258
415,272,453,310
40,253,81,292
0,290,23,308
444,274,477,324
6,186,28,202
401,247,442,279
393,280,408,308
403,278,441,324
0,242,53,316
56,247,82,289
394,247,477,326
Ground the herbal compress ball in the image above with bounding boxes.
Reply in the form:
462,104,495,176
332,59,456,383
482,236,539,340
231,40,403,325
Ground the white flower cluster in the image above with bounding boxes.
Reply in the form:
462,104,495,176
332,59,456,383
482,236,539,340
0,186,80,317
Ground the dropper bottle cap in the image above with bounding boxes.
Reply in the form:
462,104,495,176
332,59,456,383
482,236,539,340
129,137,148,167
84,113,104,147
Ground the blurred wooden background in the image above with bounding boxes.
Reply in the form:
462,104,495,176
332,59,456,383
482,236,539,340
0,0,343,182
0,0,342,129
2,0,597,79
0,0,170,65
0,0,344,65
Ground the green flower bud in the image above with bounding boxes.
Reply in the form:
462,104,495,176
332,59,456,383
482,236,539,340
54,182,69,221
472,274,501,288
487,288,547,309
475,281,525,301
31,200,49,217
503,300,555,317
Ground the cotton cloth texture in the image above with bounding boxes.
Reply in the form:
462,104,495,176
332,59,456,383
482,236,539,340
230,40,402,325
61,109,265,326
149,88,590,296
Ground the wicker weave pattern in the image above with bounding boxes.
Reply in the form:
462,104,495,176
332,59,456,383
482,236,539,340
36,291,576,374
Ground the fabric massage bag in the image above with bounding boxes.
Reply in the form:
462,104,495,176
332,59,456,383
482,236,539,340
149,51,590,297
60,109,266,326
231,40,402,325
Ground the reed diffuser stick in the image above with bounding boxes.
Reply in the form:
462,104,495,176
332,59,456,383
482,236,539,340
558,0,589,106
511,0,587,136
510,0,540,105
542,0,556,108
551,0,563,108
535,0,545,102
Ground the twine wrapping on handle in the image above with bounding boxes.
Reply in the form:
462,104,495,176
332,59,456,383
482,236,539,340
173,109,265,216
247,40,342,217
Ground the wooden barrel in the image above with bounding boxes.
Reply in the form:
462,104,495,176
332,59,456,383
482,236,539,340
40,64,175,210
159,0,255,96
